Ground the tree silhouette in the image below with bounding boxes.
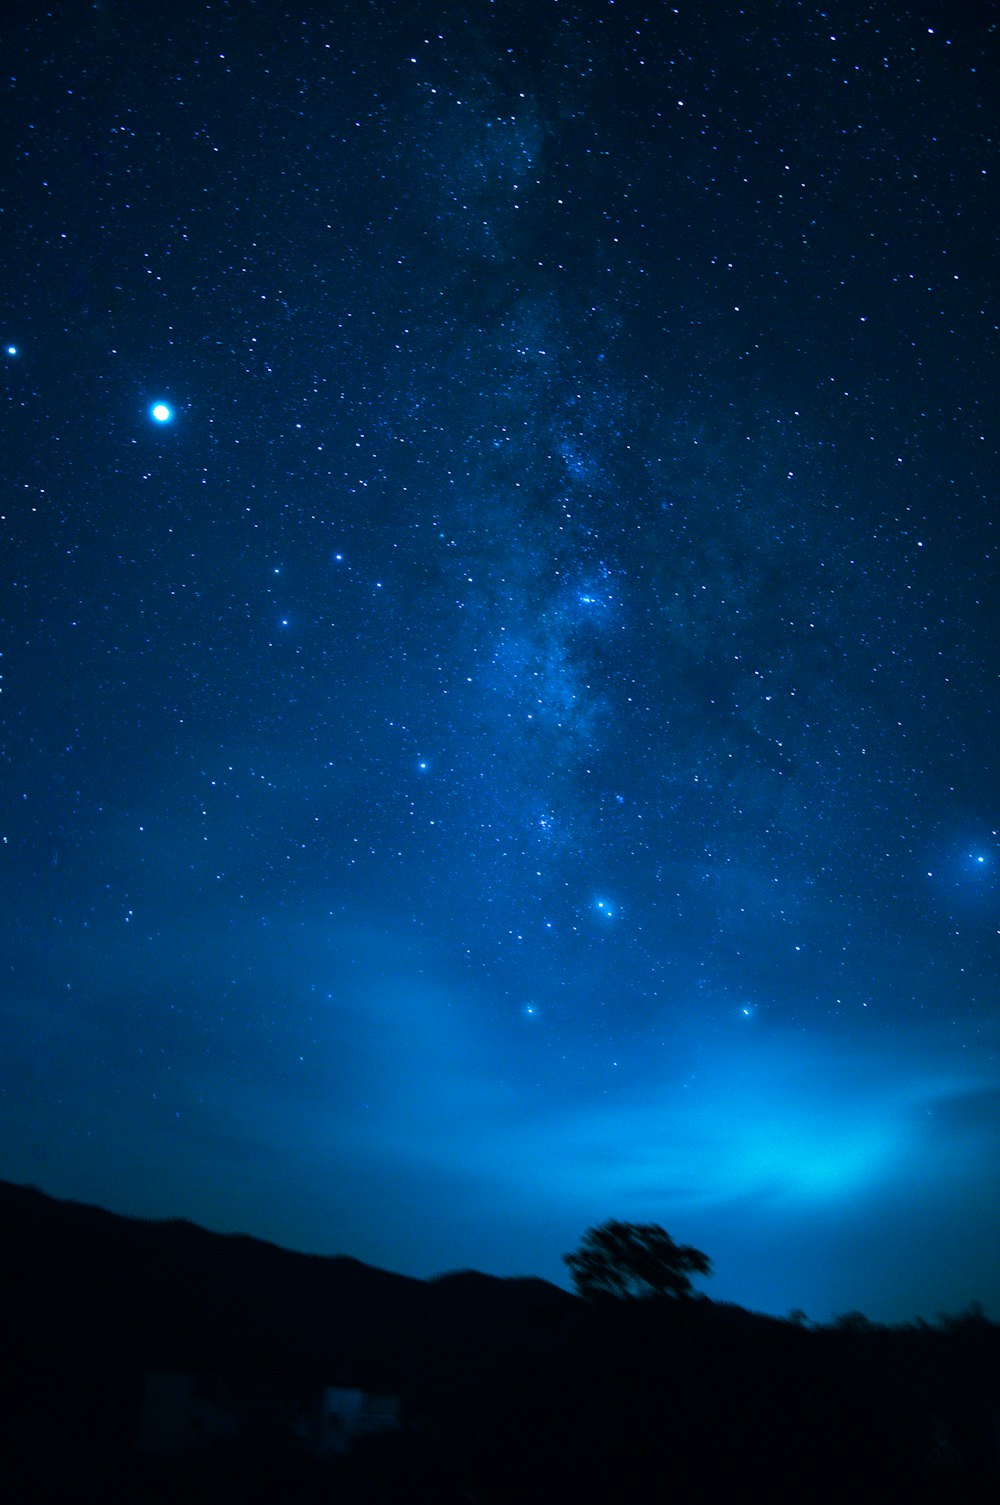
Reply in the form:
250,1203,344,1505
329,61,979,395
564,1220,712,1301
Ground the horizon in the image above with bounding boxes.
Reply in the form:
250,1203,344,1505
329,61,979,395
8,1150,995,1328
7,1171,994,1328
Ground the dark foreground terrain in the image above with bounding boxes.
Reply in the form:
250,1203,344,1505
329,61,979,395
2,1181,998,1502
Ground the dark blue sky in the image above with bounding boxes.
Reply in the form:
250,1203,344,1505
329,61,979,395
3,0,998,1323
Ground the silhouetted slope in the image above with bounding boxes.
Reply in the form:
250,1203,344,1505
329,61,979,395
2,1180,999,1503
0,1181,574,1391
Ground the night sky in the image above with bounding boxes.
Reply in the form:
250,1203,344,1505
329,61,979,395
4,0,999,1325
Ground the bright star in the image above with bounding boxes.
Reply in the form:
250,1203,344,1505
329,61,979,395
6,345,17,357
150,402,173,423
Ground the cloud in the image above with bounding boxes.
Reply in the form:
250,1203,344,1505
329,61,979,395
7,881,999,1319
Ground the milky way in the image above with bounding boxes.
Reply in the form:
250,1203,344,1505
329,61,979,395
3,0,998,1322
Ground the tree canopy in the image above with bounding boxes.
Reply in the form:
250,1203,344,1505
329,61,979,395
564,1220,712,1302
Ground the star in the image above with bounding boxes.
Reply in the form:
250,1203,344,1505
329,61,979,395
150,402,174,424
